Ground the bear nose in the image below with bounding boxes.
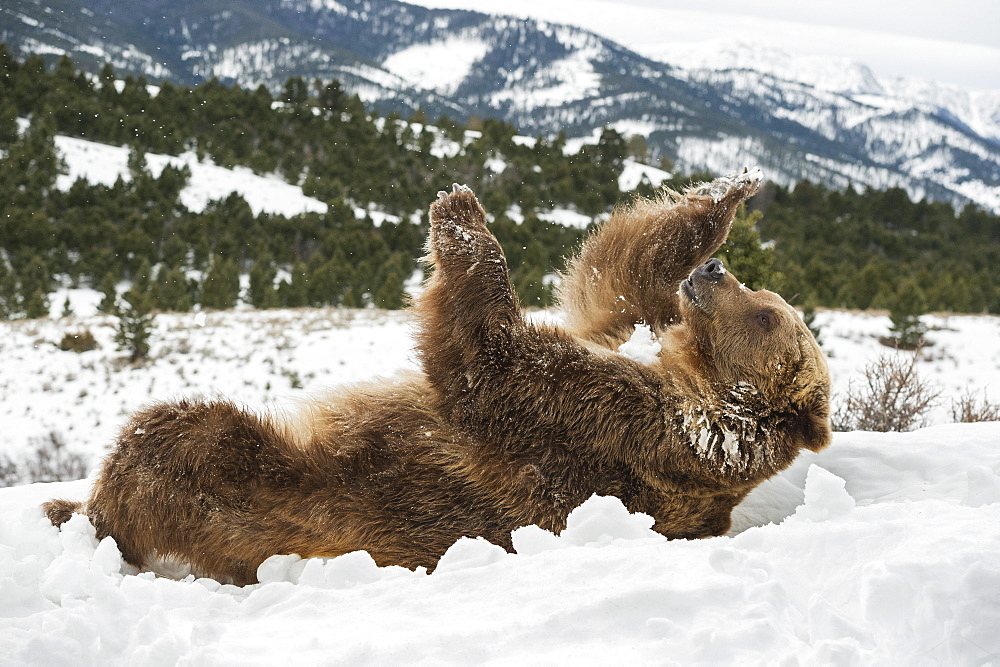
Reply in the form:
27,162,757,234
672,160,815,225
696,258,726,283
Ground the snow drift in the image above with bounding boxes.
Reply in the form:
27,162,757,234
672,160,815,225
1,423,998,664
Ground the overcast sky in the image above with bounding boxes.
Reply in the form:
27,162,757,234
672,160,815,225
411,0,1000,90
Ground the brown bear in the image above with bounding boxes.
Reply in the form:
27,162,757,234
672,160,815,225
43,169,830,585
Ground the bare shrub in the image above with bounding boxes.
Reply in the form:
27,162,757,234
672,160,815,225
59,329,99,353
21,432,90,484
832,353,940,432
0,453,19,488
0,433,90,488
950,388,1000,423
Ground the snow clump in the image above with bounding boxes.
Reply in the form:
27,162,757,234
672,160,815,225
618,322,662,365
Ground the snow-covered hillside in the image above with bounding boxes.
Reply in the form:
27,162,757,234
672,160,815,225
54,135,328,218
49,129,664,227
1,303,999,662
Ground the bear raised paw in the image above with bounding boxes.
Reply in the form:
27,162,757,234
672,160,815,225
44,170,830,585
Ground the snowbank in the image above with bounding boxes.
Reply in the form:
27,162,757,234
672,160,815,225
1,423,998,664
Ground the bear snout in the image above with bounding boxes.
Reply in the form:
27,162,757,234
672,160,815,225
693,258,726,283
681,259,728,312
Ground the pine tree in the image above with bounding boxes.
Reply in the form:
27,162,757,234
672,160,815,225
127,145,147,180
24,288,48,319
0,260,15,319
318,79,345,112
131,257,153,294
278,260,309,308
625,134,649,162
339,286,358,308
801,302,823,347
97,273,118,314
713,206,782,291
307,258,343,307
114,287,155,362
154,266,193,312
201,255,240,310
282,76,309,107
514,266,552,308
0,99,18,145
886,279,928,350
248,256,279,309
374,269,405,310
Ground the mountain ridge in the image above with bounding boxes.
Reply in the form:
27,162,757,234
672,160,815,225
2,0,998,213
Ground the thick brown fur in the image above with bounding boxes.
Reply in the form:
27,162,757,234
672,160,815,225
43,170,830,585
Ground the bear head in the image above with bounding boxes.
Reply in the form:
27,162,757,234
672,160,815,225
674,257,831,452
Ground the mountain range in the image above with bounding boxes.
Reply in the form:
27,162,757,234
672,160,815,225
2,0,999,213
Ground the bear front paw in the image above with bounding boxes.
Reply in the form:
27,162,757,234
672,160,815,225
428,184,493,257
689,167,763,204
430,184,488,230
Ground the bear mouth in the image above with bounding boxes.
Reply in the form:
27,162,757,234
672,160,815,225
680,278,704,310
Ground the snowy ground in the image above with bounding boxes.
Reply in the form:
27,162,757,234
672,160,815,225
1,305,999,663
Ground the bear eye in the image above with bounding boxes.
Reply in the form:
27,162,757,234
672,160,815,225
755,311,774,331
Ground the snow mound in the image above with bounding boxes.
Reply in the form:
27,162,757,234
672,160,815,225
257,550,414,588
436,537,509,573
793,464,856,522
513,495,659,556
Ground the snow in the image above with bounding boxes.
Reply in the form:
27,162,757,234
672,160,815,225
536,207,596,229
617,322,661,365
0,308,418,466
618,159,671,192
4,303,1000,469
489,44,603,110
2,421,999,663
408,0,1000,91
818,310,1000,424
382,36,491,95
53,135,329,217
51,129,658,227
3,257,1000,663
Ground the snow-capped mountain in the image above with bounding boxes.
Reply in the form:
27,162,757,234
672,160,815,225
3,0,999,213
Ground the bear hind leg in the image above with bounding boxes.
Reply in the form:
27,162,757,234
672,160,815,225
42,498,83,527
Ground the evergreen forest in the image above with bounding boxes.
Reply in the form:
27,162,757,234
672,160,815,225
1,47,999,321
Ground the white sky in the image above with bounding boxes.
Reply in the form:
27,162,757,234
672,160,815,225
410,0,1000,90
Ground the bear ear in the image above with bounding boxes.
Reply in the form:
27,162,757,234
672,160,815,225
800,412,832,452
795,397,832,452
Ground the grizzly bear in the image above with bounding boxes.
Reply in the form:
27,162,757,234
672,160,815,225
43,169,830,585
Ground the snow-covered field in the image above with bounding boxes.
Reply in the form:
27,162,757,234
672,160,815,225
3,301,997,463
1,303,999,663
